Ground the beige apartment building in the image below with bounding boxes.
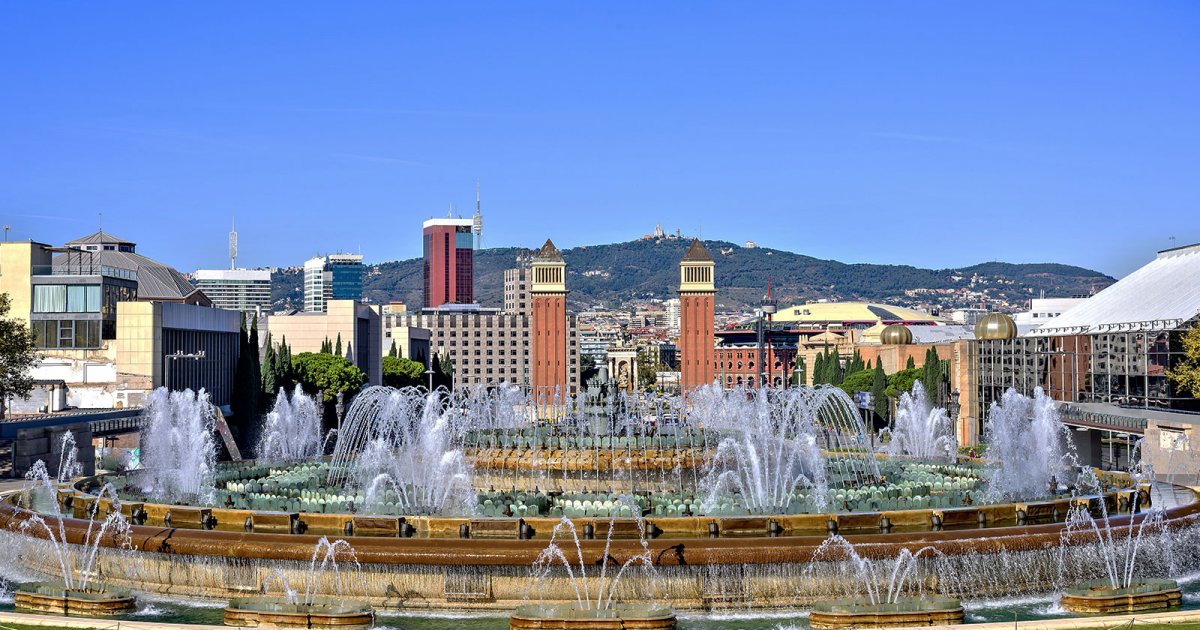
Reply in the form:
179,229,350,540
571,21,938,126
267,299,382,386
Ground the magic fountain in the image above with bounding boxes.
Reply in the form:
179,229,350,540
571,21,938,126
1,381,1198,628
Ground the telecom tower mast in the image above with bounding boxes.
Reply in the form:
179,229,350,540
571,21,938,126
472,181,483,251
229,218,238,270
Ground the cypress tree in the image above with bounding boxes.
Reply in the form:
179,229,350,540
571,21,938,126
249,315,263,411
871,361,888,421
388,339,398,358
261,332,278,395
813,351,826,385
335,333,343,357
905,355,916,370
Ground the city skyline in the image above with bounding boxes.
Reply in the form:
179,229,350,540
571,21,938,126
2,3,1198,277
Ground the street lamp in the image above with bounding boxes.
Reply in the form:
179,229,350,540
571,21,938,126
163,350,206,391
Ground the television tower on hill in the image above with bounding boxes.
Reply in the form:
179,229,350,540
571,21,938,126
472,181,483,251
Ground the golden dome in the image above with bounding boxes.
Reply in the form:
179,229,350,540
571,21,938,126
879,324,913,345
975,313,1018,340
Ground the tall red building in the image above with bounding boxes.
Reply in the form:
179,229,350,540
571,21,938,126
422,218,475,308
530,239,569,403
679,240,716,390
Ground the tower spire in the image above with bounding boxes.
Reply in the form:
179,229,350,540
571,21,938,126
229,217,239,270
472,180,483,251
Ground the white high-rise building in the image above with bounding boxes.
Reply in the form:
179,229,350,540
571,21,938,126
304,256,329,312
193,269,272,312
665,298,681,333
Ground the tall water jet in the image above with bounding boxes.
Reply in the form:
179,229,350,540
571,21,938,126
138,387,217,504
697,385,878,514
257,385,322,462
982,387,1073,502
884,382,955,462
13,444,137,616
330,387,477,515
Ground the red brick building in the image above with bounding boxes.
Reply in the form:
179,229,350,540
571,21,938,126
530,239,569,402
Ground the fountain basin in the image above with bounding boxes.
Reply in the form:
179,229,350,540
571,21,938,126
1060,578,1182,614
224,596,375,628
13,581,136,616
809,596,964,629
510,604,676,630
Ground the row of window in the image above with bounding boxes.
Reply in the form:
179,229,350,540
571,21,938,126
31,319,103,349
33,284,101,313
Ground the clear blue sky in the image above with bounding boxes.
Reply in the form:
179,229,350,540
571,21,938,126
2,3,1197,277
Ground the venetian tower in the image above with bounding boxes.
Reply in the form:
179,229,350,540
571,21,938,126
679,239,716,390
530,239,569,403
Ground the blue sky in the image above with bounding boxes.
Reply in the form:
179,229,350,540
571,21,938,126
1,3,1197,277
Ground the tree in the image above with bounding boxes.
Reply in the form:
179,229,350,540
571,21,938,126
249,315,263,410
637,351,659,390
905,355,916,370
871,361,888,421
291,352,367,402
813,351,826,385
580,354,599,385
792,355,806,386
0,293,36,419
885,368,922,400
846,350,865,375
388,339,398,358
1168,325,1200,399
920,346,944,404
838,368,874,397
231,318,263,442
382,355,425,388
261,332,278,395
334,333,343,357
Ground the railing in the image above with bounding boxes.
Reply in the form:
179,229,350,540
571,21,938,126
1058,403,1148,433
30,264,137,281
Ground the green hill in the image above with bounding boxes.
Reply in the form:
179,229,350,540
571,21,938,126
271,239,1113,313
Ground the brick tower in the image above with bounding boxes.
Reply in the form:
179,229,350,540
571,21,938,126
530,239,568,403
679,239,716,391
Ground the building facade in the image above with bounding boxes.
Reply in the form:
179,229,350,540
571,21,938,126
530,240,570,401
504,267,530,316
678,240,716,390
390,304,581,395
304,254,364,312
422,218,474,308
267,299,382,385
193,269,272,312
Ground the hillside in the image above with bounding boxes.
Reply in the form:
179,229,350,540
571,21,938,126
271,239,1114,313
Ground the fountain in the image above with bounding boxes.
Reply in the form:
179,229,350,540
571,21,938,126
138,387,218,504
332,386,477,515
808,536,963,629
11,433,137,616
1058,483,1182,613
883,382,955,463
257,385,323,462
2,382,1196,615
696,385,881,514
513,499,675,630
982,387,1077,502
224,537,374,628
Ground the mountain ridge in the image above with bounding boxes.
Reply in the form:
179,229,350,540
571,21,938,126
269,238,1114,313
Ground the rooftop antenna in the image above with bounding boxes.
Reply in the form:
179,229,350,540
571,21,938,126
98,212,103,232
229,217,238,270
472,180,483,251
3,225,10,242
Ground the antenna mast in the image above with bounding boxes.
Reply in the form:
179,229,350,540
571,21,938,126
229,218,238,270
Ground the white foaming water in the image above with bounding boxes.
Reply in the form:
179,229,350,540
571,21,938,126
884,381,955,462
139,387,218,504
694,385,878,514
333,387,478,515
983,387,1074,502
257,385,322,461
